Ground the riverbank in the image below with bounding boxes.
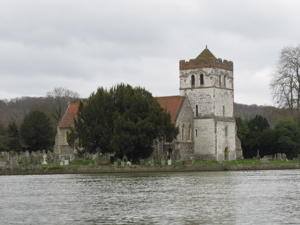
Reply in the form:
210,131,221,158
1,163,300,175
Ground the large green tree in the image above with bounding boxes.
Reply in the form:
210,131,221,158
7,121,21,152
69,84,178,162
239,115,270,158
273,119,300,159
20,110,54,151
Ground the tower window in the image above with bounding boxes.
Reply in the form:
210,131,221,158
224,75,226,87
196,105,199,117
225,126,228,136
200,74,204,85
195,129,198,137
182,124,185,140
191,75,195,87
223,105,225,116
219,75,222,87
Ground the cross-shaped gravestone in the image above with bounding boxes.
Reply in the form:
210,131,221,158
42,154,48,165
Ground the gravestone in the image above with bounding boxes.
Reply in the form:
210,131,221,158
54,154,60,166
140,159,145,165
64,160,69,165
42,154,48,165
31,154,38,166
282,153,288,161
168,159,172,165
161,157,165,166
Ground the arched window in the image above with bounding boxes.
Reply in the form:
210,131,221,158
196,105,199,117
225,126,228,137
219,75,222,87
188,124,192,141
223,105,225,116
65,131,69,144
224,75,226,87
182,124,185,140
200,74,204,85
195,129,198,137
191,75,195,87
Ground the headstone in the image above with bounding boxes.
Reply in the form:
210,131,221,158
114,162,118,166
60,161,64,166
282,153,288,161
54,154,60,166
168,159,172,165
121,161,125,166
161,156,165,166
31,154,38,166
64,160,69,166
140,159,145,165
42,154,48,165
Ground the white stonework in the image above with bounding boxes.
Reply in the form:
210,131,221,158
177,48,238,162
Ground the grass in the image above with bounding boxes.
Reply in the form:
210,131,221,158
3,157,297,168
223,159,297,166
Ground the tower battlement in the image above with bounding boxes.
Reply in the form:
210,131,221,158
179,58,233,71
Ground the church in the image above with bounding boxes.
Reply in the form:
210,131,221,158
54,47,243,162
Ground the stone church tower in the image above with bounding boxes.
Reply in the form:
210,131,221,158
179,47,237,161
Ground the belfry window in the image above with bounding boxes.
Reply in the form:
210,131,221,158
191,75,195,87
200,74,204,85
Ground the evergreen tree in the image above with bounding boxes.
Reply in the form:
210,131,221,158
70,84,178,162
273,119,300,159
20,110,54,151
241,115,270,158
7,121,21,152
0,123,8,152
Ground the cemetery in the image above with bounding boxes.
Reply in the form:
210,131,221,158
1,150,300,175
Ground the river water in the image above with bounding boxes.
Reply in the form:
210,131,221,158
1,170,300,225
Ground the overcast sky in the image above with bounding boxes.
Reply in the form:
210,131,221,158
1,0,300,106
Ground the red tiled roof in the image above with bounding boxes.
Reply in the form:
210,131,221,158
155,96,184,123
59,103,79,128
59,96,184,128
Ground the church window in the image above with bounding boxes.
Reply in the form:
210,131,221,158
65,131,69,144
223,105,225,116
219,75,222,87
188,124,192,141
196,105,199,117
191,75,195,87
225,126,228,137
182,124,185,140
224,75,226,87
195,129,198,137
200,74,204,85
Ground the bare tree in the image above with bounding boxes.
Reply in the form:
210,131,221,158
270,45,300,110
46,87,80,124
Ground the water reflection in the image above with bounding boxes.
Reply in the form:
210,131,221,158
1,170,300,224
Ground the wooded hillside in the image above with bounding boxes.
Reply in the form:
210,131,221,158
0,96,295,130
